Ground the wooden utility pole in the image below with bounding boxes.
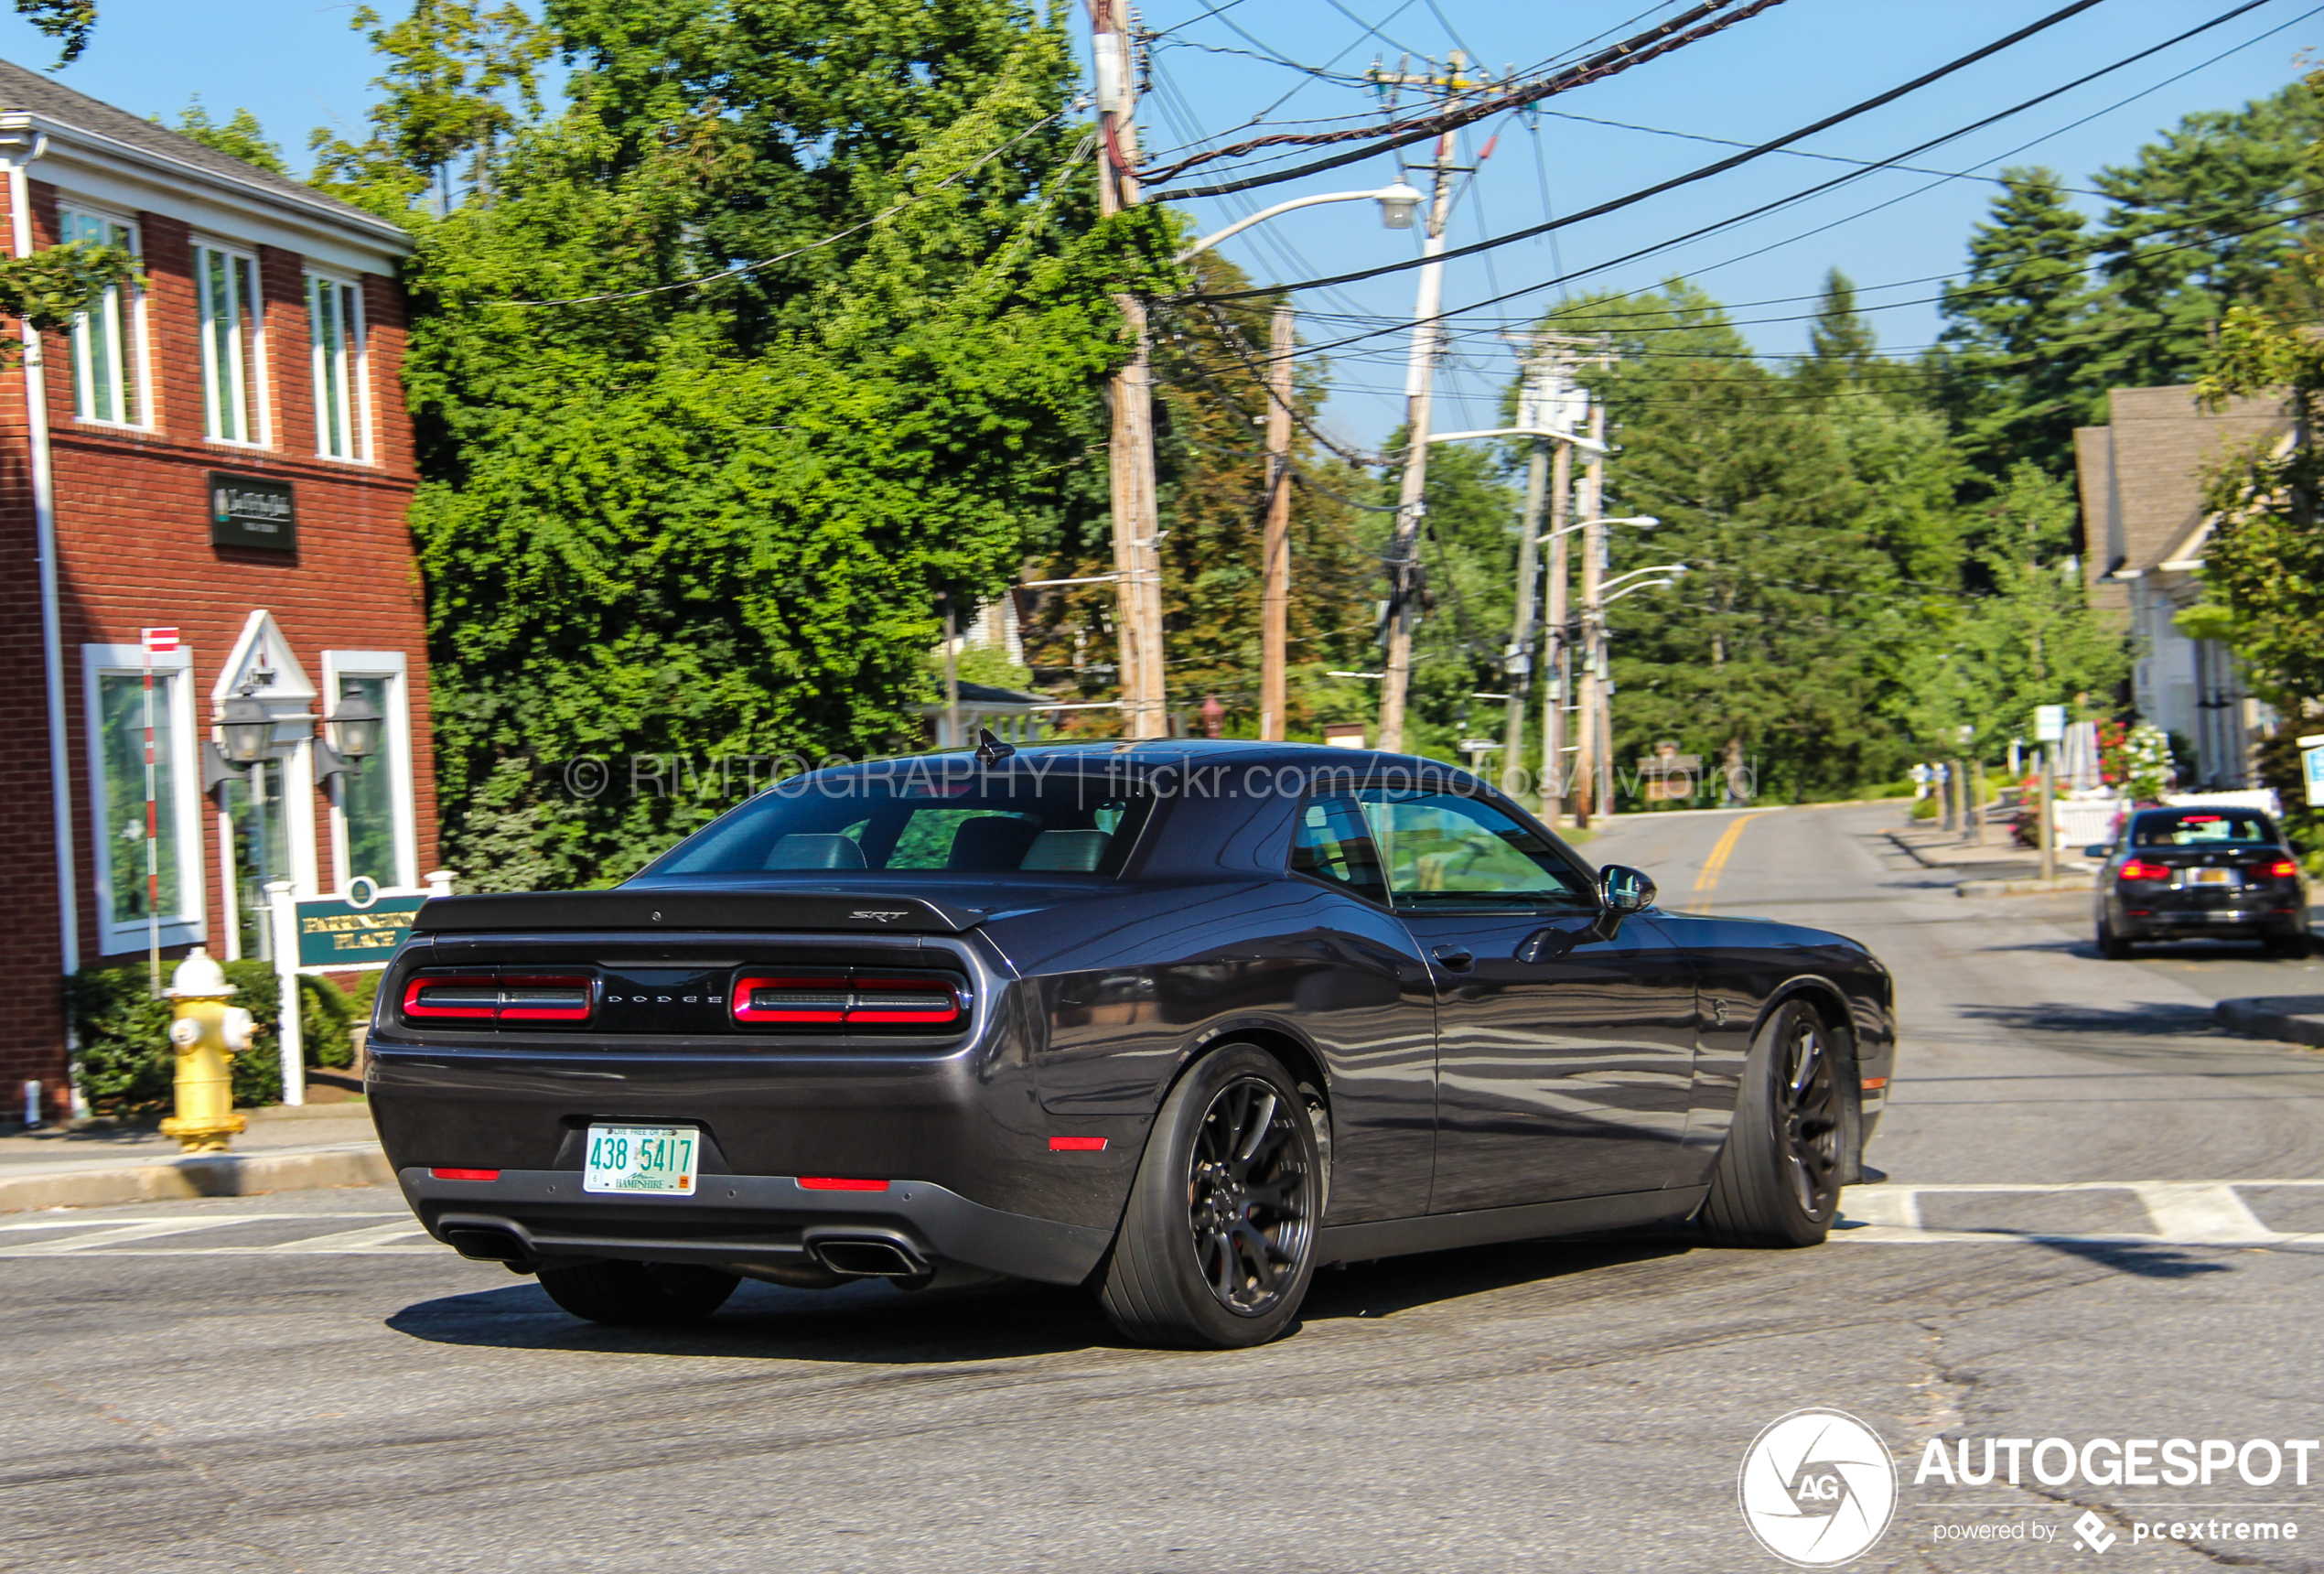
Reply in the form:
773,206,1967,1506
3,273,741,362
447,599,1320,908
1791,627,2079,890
1259,301,1295,740
1501,417,1548,797
1093,4,1167,738
1375,59,1466,756
1573,403,1608,825
1538,441,1575,818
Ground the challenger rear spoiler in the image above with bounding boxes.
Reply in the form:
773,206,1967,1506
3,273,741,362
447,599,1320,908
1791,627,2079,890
410,890,985,936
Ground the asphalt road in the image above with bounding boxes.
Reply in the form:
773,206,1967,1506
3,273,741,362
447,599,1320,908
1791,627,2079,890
8,799,2324,1573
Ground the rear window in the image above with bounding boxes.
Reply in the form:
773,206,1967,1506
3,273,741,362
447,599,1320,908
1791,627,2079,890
2132,811,2276,846
640,770,1152,878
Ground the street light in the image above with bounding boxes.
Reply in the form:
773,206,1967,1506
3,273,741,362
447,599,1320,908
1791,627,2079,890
1539,514,1657,544
1600,564,1691,595
216,691,274,765
1176,182,1426,261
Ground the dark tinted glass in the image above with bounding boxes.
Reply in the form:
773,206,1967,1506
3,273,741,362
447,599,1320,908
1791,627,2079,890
1291,793,1387,904
1361,788,1593,910
643,772,1151,877
2132,811,2276,847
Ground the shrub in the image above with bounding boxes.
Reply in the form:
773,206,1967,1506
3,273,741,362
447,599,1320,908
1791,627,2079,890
68,960,363,1114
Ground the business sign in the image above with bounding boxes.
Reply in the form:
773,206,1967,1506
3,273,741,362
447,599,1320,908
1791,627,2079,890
2033,704,2067,743
294,891,425,967
2302,734,2324,809
209,473,296,552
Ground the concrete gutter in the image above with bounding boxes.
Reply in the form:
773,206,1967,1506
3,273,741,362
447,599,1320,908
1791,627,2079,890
1954,875,2094,898
2214,997,2324,1049
0,1141,391,1213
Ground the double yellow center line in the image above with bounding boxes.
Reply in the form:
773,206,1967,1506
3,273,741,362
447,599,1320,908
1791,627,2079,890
1689,813,1769,911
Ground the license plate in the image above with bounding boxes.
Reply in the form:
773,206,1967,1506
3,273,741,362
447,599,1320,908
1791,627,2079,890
583,1124,699,1195
2192,868,2237,886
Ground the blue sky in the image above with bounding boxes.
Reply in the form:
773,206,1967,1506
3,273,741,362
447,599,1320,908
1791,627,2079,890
5,0,2313,447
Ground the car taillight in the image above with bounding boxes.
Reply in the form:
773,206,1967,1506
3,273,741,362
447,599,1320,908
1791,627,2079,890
2257,859,2300,879
403,970,595,1024
2118,859,2171,882
497,975,595,1021
403,974,500,1020
730,970,967,1030
733,974,850,1024
848,977,965,1026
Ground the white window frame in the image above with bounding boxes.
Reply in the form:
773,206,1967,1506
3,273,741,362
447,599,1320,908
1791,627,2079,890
193,237,269,447
58,204,147,430
320,651,418,891
82,642,206,954
306,269,372,462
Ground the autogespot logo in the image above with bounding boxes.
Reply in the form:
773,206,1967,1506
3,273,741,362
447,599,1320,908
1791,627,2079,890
1740,1408,1899,1567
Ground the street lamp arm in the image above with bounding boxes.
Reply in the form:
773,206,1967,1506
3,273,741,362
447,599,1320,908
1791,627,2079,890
1537,513,1657,543
1599,563,1690,593
1426,426,1609,456
1177,185,1420,261
1600,577,1682,609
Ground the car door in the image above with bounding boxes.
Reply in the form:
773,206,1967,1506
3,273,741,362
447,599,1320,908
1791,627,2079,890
1353,785,1697,1212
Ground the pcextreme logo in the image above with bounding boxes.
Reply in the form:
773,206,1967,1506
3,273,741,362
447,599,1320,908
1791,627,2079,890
1739,1408,1899,1567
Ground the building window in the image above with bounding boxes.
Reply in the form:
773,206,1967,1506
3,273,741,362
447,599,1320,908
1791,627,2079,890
59,207,142,426
83,644,203,953
307,272,368,460
220,758,295,960
196,242,265,444
323,652,416,890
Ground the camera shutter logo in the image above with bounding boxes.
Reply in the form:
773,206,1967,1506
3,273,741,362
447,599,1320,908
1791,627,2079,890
1738,1408,1898,1566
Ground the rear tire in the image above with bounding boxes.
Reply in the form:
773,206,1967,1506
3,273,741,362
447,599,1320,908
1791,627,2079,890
1099,1045,1323,1350
2268,933,2309,960
1700,999,1843,1249
2097,918,2133,960
537,1260,739,1326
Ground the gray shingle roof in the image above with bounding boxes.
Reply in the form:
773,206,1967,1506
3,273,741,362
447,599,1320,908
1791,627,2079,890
0,57,404,237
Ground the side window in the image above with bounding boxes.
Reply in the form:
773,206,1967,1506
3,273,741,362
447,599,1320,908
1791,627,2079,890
1291,792,1388,905
307,272,369,460
195,242,265,445
59,207,142,426
1361,789,1592,911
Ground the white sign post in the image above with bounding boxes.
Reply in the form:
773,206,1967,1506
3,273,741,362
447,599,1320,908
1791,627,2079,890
265,878,303,1107
2301,734,2324,810
2032,706,2066,881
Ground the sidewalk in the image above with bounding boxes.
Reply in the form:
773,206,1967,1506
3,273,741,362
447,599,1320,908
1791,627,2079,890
0,1102,390,1212
1884,811,2101,895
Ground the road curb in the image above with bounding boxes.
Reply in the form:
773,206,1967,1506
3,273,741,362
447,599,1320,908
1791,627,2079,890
2214,997,2324,1049
1954,875,2093,897
0,1146,393,1213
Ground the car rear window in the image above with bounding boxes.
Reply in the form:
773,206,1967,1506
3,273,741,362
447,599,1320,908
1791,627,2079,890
2131,810,2276,846
640,770,1152,878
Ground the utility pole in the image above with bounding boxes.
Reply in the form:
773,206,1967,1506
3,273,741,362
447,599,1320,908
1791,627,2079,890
1573,402,1608,825
1501,387,1550,797
1538,439,1575,818
1375,56,1467,756
1092,4,1167,739
1259,300,1294,740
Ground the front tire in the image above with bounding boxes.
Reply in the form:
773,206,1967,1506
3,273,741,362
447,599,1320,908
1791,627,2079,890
537,1260,739,1326
1700,999,1843,1248
1100,1045,1323,1349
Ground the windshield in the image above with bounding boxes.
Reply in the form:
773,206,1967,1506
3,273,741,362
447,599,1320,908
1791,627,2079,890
640,771,1152,878
2132,811,2276,847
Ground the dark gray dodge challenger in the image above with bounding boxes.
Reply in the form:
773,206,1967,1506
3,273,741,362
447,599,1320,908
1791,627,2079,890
370,741,1894,1349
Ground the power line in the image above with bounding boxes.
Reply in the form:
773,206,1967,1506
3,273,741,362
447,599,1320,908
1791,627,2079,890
1144,0,1791,195
1187,0,2244,305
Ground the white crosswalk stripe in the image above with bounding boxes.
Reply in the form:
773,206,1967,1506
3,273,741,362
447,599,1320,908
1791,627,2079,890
1836,1180,2324,1245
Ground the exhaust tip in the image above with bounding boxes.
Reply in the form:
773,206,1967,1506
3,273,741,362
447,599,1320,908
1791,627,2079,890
812,1236,929,1278
445,1226,530,1263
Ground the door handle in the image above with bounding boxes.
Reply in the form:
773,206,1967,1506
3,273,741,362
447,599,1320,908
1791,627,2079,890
1431,944,1475,972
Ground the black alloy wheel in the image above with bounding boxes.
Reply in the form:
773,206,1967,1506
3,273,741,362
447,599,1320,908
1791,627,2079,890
1100,1044,1323,1348
1701,999,1845,1249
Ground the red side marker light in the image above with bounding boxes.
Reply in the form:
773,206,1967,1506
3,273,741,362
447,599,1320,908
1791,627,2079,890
1049,1136,1107,1151
1859,1077,1888,1093
430,1168,500,1181
798,1177,889,1191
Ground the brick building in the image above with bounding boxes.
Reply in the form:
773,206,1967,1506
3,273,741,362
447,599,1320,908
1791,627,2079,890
0,62,435,1120
2075,385,2290,790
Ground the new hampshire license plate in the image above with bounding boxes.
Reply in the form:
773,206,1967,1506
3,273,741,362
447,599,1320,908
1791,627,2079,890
583,1124,699,1195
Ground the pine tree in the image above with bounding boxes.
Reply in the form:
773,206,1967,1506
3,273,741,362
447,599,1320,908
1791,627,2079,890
1936,167,2096,480
1797,268,1875,401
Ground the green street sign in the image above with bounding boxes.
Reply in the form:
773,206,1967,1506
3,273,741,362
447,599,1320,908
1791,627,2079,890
295,894,425,967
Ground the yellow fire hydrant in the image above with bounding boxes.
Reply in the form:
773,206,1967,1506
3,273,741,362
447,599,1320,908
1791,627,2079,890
157,947,254,1154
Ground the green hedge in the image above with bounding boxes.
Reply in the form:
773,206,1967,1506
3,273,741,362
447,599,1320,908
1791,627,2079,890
68,962,367,1115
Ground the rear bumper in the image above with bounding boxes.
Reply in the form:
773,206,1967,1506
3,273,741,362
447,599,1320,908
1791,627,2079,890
2117,907,2303,938
402,1168,1114,1286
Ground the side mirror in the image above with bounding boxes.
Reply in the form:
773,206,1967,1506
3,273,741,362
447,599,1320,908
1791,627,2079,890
2082,844,2113,860
1598,864,1656,916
